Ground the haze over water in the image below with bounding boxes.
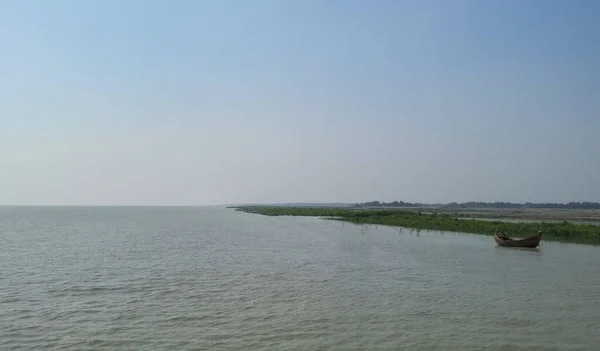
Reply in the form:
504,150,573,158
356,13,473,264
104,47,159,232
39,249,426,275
2,207,598,350
3,1,599,349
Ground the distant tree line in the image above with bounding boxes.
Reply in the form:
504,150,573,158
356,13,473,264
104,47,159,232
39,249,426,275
354,201,425,207
354,201,600,209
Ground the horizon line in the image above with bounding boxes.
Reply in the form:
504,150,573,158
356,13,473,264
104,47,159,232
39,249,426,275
2,200,600,207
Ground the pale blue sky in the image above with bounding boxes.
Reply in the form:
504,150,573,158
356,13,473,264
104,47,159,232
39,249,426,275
1,0,599,205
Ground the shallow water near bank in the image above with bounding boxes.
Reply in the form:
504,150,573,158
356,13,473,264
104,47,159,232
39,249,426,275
1,206,599,350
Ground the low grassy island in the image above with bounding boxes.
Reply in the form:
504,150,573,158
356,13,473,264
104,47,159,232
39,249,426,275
232,206,600,245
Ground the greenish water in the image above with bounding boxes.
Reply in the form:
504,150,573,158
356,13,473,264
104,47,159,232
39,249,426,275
1,206,599,350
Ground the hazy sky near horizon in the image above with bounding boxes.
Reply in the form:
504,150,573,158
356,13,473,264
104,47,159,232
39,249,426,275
1,0,599,205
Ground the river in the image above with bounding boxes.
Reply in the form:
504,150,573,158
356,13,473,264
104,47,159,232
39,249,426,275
1,206,598,350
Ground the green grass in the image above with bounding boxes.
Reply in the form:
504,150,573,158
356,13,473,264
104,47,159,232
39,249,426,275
232,206,600,244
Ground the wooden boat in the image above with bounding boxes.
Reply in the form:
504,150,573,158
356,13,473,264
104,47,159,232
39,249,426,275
494,231,542,248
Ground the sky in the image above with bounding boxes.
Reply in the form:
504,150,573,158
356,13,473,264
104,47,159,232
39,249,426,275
1,0,599,205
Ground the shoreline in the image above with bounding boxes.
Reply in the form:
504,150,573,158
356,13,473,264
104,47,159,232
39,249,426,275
231,206,600,245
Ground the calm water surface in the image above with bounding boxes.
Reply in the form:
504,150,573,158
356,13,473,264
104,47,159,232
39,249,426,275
1,207,599,350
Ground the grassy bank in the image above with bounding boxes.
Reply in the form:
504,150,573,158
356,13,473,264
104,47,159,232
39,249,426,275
232,206,600,244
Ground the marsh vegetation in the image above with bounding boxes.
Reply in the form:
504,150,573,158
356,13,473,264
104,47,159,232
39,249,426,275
233,206,600,244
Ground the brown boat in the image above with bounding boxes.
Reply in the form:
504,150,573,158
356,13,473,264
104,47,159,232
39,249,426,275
494,231,542,248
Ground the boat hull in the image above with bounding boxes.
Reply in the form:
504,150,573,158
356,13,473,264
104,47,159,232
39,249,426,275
494,233,542,248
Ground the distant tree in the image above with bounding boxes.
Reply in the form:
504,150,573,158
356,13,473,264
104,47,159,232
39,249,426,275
354,200,600,209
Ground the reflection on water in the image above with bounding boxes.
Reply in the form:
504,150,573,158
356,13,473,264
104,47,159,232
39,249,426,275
1,207,599,350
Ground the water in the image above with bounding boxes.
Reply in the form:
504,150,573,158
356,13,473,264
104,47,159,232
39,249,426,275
1,206,599,350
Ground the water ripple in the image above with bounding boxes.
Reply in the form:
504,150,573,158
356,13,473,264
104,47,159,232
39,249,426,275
1,207,599,350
